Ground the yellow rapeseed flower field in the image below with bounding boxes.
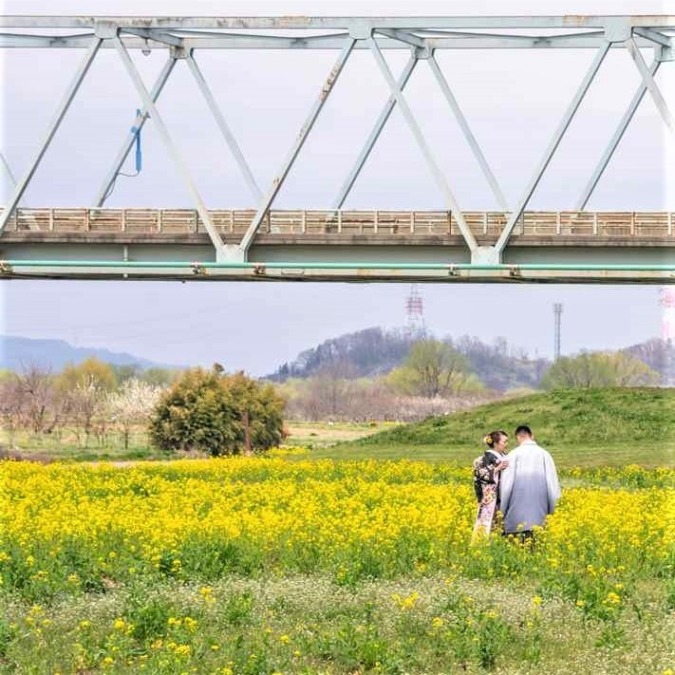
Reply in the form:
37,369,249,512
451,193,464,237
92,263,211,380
0,457,674,673
0,458,672,594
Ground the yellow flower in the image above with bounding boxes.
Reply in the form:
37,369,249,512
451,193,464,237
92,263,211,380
605,592,621,605
174,644,191,657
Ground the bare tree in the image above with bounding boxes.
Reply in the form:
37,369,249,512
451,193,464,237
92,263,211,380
303,360,356,419
0,377,24,447
15,363,54,435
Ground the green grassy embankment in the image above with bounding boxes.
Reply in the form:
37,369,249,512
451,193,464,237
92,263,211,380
311,388,675,468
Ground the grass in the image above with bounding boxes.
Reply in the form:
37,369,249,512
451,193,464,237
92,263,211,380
2,388,674,468
0,422,391,462
284,420,398,447
308,442,675,468
0,427,164,462
317,388,675,468
2,575,672,674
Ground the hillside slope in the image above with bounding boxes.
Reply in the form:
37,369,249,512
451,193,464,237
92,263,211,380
357,388,675,452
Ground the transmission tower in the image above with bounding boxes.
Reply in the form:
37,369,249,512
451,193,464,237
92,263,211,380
553,303,563,361
659,287,675,384
660,287,675,341
405,284,425,337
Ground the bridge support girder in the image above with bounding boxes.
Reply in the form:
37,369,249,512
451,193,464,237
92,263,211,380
472,246,501,265
218,245,246,263
1,13,673,273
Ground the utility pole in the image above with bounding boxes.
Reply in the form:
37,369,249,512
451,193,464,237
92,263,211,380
553,303,563,361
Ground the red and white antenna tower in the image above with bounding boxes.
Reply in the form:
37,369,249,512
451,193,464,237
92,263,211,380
660,287,675,341
405,284,425,336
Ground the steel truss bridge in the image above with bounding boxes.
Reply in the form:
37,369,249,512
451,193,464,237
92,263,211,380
0,14,674,283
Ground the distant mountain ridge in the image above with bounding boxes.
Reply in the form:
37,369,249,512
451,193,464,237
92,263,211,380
268,328,675,392
0,335,168,372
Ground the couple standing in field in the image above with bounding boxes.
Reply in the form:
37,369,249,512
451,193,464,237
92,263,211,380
472,425,560,541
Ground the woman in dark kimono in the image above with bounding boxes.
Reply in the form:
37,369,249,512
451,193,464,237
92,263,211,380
472,430,509,539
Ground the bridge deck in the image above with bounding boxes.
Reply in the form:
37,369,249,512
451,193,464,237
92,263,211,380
2,209,675,283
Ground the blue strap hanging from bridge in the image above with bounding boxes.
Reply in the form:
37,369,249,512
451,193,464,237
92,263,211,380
131,108,143,173
101,109,145,201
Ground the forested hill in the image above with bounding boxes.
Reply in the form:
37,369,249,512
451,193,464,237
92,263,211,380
270,327,416,381
268,327,550,392
455,336,549,391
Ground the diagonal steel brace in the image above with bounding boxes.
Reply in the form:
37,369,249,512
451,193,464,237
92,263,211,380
576,55,662,209
237,38,356,259
494,41,610,254
427,52,509,211
0,37,102,232
185,52,262,202
624,37,675,136
368,36,478,252
332,52,419,210
94,55,178,206
113,35,226,258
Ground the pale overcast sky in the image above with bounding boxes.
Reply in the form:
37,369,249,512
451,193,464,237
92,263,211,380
1,0,674,374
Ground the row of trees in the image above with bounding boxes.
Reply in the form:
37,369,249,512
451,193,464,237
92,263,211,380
270,328,551,391
148,345,662,451
276,340,662,421
0,359,163,448
0,339,664,456
542,351,659,388
276,340,489,421
0,359,285,457
278,374,492,422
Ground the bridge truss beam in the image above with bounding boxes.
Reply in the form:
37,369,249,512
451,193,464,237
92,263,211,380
0,14,673,275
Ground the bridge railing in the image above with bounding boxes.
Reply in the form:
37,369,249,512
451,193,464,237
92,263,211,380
2,208,674,238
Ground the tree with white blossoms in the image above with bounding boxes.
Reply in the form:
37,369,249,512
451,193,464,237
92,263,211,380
56,358,116,445
107,379,163,450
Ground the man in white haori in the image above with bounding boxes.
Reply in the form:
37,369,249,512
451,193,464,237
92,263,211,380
499,425,560,538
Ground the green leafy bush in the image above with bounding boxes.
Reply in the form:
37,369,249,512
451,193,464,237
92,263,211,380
149,366,285,456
